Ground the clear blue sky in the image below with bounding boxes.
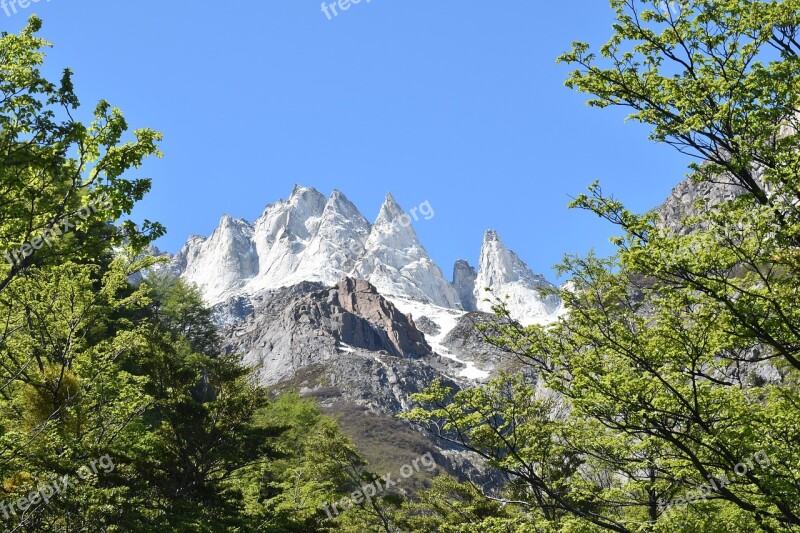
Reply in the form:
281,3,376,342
2,1,690,280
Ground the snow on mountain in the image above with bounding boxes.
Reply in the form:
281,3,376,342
172,215,257,304
246,185,328,292
391,297,490,381
298,189,372,284
471,229,562,325
169,186,562,333
244,186,372,294
353,193,461,309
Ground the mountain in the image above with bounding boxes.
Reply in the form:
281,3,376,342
170,215,257,304
473,230,562,325
453,260,478,311
218,277,499,484
353,193,461,309
159,177,761,503
169,185,562,333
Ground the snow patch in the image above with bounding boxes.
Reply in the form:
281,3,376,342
391,297,490,381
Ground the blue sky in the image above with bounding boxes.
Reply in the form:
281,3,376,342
2,1,690,280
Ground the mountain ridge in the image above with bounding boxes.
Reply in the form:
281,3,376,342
168,185,563,329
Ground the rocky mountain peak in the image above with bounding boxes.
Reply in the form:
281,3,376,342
368,193,422,250
453,259,478,312
353,194,462,309
474,230,561,325
255,185,326,241
171,213,257,304
478,229,535,287
218,214,252,232
169,186,561,324
323,190,368,224
298,190,372,285
290,183,324,201
378,192,405,219
484,229,500,242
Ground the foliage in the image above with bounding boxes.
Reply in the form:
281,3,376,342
241,393,402,532
395,474,539,533
0,18,285,532
407,1,800,531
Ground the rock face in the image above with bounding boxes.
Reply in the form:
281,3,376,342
473,230,562,325
332,278,431,358
353,194,461,309
453,260,478,312
658,177,747,232
441,312,528,376
219,280,456,414
414,316,441,337
299,190,373,287
222,279,432,387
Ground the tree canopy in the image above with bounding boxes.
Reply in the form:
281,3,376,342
406,1,800,531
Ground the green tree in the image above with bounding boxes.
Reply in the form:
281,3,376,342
0,15,165,532
407,1,800,531
245,393,395,532
108,274,283,531
0,16,163,292
395,473,536,533
0,18,290,532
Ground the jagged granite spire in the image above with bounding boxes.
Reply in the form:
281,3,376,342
174,214,257,304
453,259,478,312
474,230,561,325
299,189,372,285
353,193,462,308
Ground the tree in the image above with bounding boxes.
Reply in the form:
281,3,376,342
0,19,290,532
407,1,800,531
245,393,399,533
0,16,166,531
395,474,534,533
107,274,284,531
0,16,163,293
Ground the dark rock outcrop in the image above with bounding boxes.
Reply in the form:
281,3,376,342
442,312,522,375
414,316,441,337
332,278,430,358
453,259,478,312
